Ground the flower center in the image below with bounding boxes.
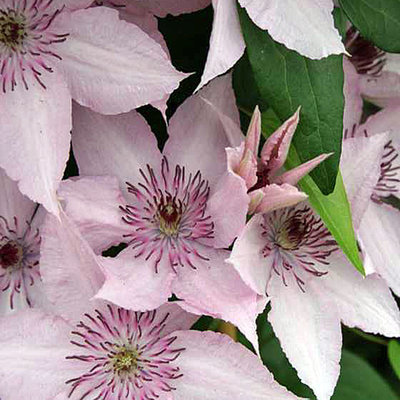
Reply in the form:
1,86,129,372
275,218,307,250
66,306,185,400
112,347,138,374
121,157,214,272
158,201,182,237
0,12,26,48
0,239,23,269
345,27,386,76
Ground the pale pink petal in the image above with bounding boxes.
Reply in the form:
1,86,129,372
138,0,210,17
261,108,300,174
173,246,264,353
341,133,388,228
321,252,400,337
165,74,242,189
58,176,129,253
343,58,363,134
196,0,245,91
360,72,400,108
0,73,71,215
276,153,332,186
229,144,258,189
57,7,186,114
206,167,249,248
245,106,262,156
239,0,345,59
40,211,105,323
173,330,301,400
228,214,271,295
268,273,342,400
72,102,162,191
0,168,36,232
359,201,400,297
53,0,93,10
96,247,175,311
358,105,400,140
251,183,308,214
0,310,77,400
157,302,199,337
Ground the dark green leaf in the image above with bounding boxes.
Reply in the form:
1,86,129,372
239,6,344,195
388,340,400,380
339,0,400,53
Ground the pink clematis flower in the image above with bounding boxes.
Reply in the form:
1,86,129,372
227,106,331,214
0,167,50,314
0,211,300,400
228,204,400,400
197,0,345,90
55,75,265,351
0,0,186,216
341,105,400,297
345,27,400,109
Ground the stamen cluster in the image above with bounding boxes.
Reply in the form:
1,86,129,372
0,215,40,308
66,305,185,400
121,157,214,272
261,206,337,290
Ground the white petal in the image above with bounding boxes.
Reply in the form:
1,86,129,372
239,0,345,59
197,0,245,91
57,7,187,114
268,273,342,400
0,73,71,215
322,252,400,337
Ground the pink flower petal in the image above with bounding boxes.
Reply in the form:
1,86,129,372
239,0,345,59
197,0,245,91
343,58,363,134
359,201,400,297
261,108,300,174
164,74,242,189
228,214,271,296
139,0,210,17
0,73,71,216
206,164,249,248
173,246,264,353
40,211,105,323
95,247,175,312
360,71,400,108
276,153,332,186
251,183,308,214
0,168,36,230
268,273,342,400
72,102,162,192
341,133,388,228
321,252,400,337
58,176,129,253
0,309,76,400
57,7,186,114
173,330,301,400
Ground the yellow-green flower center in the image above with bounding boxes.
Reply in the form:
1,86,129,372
0,12,27,48
112,347,138,374
276,218,306,250
158,203,182,237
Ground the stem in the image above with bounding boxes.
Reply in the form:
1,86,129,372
218,321,238,341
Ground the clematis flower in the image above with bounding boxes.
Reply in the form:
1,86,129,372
0,211,300,400
345,27,400,108
0,167,50,314
227,106,331,214
54,75,265,351
0,0,186,216
228,204,400,400
341,105,400,297
197,0,345,90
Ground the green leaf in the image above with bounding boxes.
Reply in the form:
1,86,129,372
388,340,400,380
259,109,364,274
339,0,400,53
258,316,398,399
238,6,344,195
